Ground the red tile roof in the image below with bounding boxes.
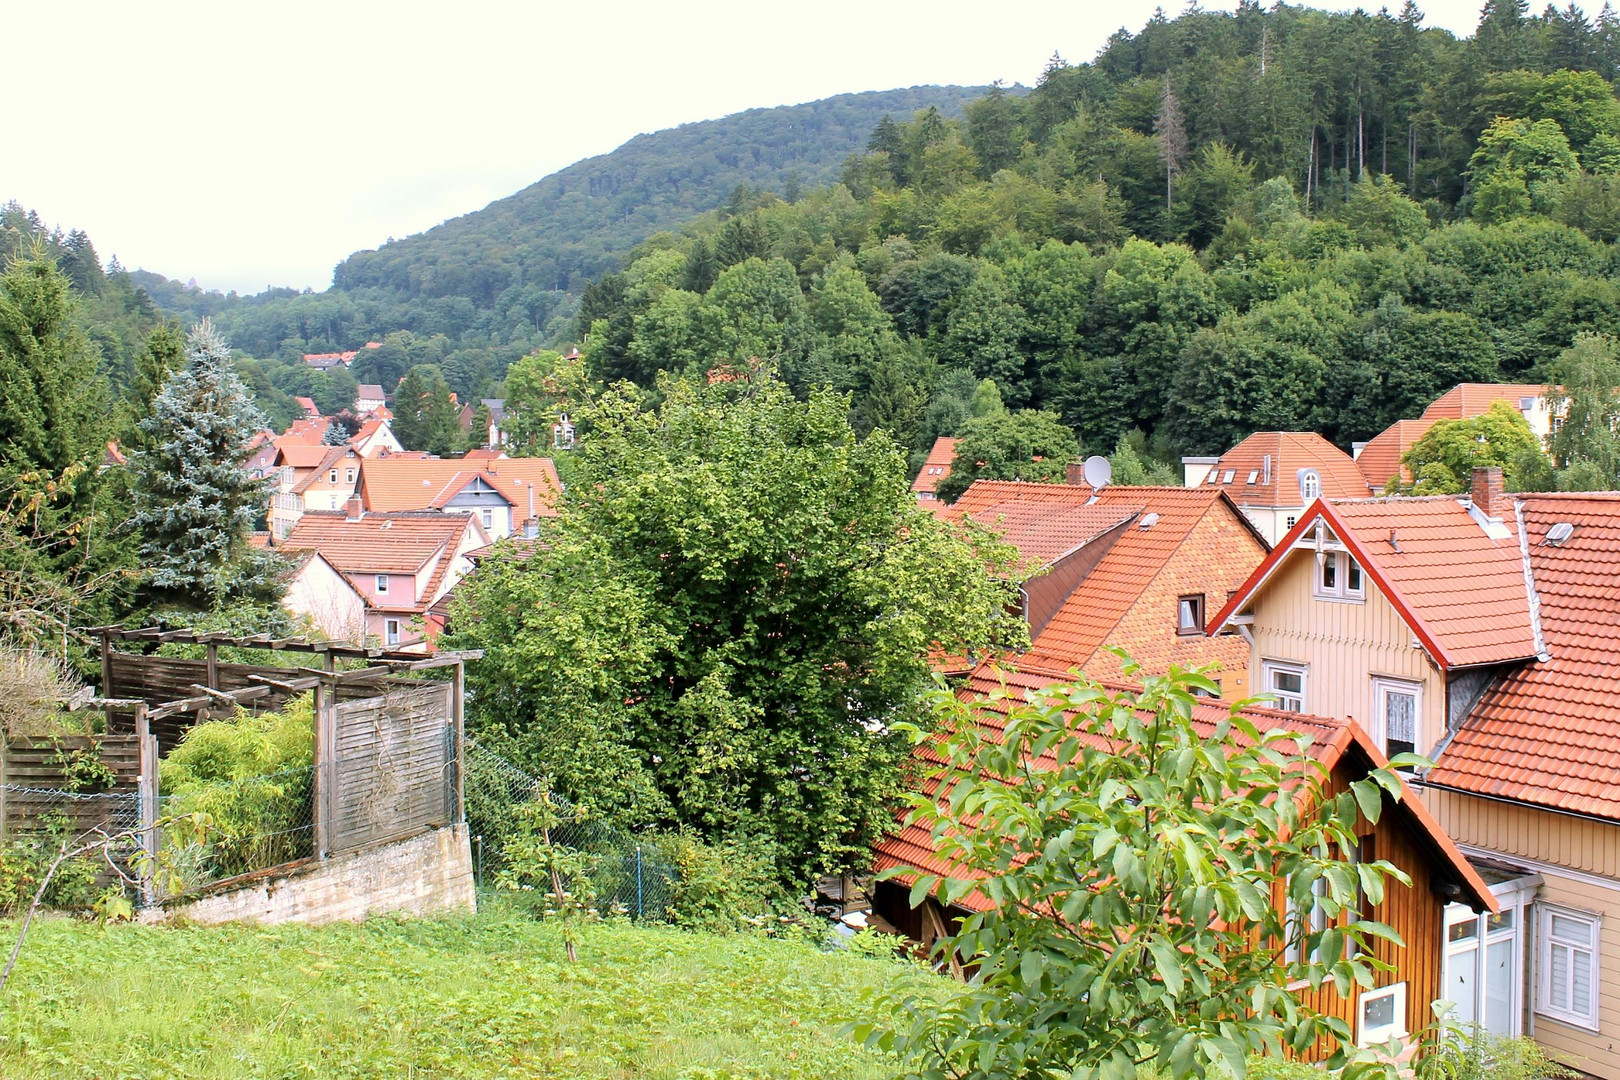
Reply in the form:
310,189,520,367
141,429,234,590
294,396,319,418
284,511,475,575
1357,385,1546,491
947,482,1266,677
872,660,1494,913
358,456,561,518
911,437,957,498
1355,419,1435,492
1205,431,1369,504
288,447,360,494
957,499,1139,569
274,418,330,450
1212,497,1541,669
1428,494,1620,820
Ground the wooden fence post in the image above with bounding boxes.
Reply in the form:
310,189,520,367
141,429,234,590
204,642,219,691
451,661,465,825
312,682,336,858
134,705,158,909
99,631,113,699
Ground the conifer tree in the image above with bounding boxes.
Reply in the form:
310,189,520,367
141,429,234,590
130,320,277,607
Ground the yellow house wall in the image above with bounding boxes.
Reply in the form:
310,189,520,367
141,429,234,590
1246,553,1445,749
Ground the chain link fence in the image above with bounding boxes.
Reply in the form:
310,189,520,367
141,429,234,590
464,737,678,921
156,763,316,893
0,785,145,908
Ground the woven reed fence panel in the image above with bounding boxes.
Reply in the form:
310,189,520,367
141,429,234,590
326,682,452,856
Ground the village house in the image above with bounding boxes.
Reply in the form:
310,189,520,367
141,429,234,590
248,539,369,644
911,436,957,504
348,416,403,458
283,504,488,651
355,454,560,540
1182,431,1372,545
268,445,363,539
942,470,1269,698
1355,384,1552,492
1209,469,1620,1077
871,660,1497,1055
354,383,387,414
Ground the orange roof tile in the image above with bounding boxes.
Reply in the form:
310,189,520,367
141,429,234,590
283,511,475,576
274,417,330,450
911,437,958,497
1428,493,1620,820
358,456,561,517
948,482,1266,676
1204,431,1370,504
1355,419,1436,491
1213,497,1540,669
1419,383,1546,423
872,660,1494,913
289,447,360,494
957,498,1139,569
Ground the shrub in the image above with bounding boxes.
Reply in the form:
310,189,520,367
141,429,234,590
159,696,316,882
0,816,100,914
650,830,785,933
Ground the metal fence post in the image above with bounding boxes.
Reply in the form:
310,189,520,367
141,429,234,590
636,845,644,920
134,704,158,908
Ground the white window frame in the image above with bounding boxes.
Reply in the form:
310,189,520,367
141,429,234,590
1537,905,1601,1031
346,468,355,483
1300,469,1322,502
480,508,494,530
1371,677,1423,761
384,618,401,646
375,574,389,594
1262,659,1307,713
1314,550,1365,602
1357,982,1409,1046
328,469,338,483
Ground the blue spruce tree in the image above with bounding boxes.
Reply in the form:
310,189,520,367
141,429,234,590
130,319,280,608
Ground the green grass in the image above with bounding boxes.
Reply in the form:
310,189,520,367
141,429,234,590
0,909,933,1078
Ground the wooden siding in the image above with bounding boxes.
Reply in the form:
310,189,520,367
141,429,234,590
1285,757,1448,1054
326,683,452,855
1423,787,1620,880
1247,554,1445,749
1421,786,1620,1080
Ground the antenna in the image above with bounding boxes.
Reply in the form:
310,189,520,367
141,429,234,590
1081,455,1112,490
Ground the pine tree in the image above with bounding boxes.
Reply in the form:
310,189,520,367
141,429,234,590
393,364,461,455
121,323,185,453
130,320,276,607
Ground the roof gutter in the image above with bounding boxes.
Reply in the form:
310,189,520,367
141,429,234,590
1412,778,1620,831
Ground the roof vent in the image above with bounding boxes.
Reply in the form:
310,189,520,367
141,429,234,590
1139,513,1160,529
1544,521,1575,546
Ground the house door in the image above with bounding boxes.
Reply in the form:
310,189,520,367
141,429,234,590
1442,895,1528,1037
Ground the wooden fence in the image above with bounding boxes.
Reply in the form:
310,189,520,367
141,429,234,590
0,735,143,838
320,682,455,856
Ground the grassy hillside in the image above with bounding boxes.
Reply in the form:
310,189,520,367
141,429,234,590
0,913,928,1078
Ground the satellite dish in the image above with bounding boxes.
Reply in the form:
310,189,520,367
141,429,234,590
1082,455,1112,489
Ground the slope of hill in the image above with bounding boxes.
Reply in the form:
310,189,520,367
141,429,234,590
333,86,994,304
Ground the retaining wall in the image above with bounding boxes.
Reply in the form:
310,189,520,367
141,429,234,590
157,823,475,926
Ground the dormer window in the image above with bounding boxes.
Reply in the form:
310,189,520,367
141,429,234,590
1315,551,1364,601
1300,469,1322,502
375,574,389,594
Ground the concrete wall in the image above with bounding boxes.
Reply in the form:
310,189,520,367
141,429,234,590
159,824,475,926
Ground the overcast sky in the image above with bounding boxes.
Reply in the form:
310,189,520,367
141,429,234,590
15,0,1490,295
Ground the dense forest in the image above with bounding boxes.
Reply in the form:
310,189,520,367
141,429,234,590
126,86,991,405
563,0,1620,474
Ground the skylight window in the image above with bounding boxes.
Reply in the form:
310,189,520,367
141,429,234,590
1222,470,1236,483
1544,522,1575,546
1246,470,1258,484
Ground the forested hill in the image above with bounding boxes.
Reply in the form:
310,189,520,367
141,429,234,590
560,0,1620,491
332,86,995,303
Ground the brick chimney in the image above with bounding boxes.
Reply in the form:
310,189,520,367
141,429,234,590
1066,459,1086,486
1470,466,1504,521
344,493,364,522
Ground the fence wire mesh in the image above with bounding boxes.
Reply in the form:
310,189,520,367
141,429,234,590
156,763,316,894
0,785,146,906
464,737,677,921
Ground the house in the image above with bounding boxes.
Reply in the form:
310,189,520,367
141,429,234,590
943,473,1269,698
283,506,489,651
294,396,320,419
348,416,403,458
911,437,957,503
1355,384,1551,491
301,352,353,371
356,454,561,539
1182,431,1372,544
871,659,1496,1055
245,430,279,480
268,445,363,538
482,399,507,448
1209,469,1620,1076
355,384,387,414
273,417,330,450
275,548,369,644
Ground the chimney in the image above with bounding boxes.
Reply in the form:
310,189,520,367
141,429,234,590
1066,460,1086,486
344,493,364,522
1261,453,1272,486
1470,466,1504,521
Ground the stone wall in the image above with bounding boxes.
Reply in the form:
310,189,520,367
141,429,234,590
158,824,475,926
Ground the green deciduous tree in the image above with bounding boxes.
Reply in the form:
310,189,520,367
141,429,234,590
935,408,1080,503
861,665,1416,1080
1399,400,1547,493
1545,331,1620,485
447,374,1027,886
